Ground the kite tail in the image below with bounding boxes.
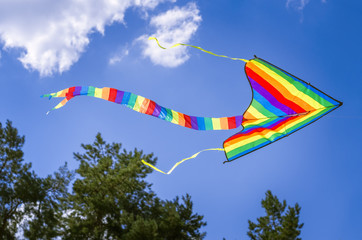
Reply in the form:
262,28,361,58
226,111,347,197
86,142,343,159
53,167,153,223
41,86,244,130
142,148,225,174
42,89,75,115
148,37,249,63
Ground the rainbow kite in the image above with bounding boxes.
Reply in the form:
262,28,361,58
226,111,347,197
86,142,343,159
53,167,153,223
42,38,342,174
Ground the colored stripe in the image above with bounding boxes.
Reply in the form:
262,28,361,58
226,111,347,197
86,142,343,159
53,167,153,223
108,88,117,102
115,90,124,104
102,87,110,100
197,117,206,130
249,77,291,115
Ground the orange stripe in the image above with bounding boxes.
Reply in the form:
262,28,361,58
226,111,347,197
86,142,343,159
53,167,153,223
220,117,229,129
139,98,150,113
243,110,256,120
178,112,185,127
249,61,314,111
58,89,67,97
101,87,110,100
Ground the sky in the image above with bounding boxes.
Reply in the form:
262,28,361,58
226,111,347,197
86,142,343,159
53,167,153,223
0,0,361,239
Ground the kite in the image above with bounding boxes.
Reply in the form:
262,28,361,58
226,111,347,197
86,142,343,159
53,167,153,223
42,38,342,174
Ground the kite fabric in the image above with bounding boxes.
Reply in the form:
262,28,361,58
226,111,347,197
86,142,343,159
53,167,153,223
223,58,342,161
42,86,243,131
42,38,342,174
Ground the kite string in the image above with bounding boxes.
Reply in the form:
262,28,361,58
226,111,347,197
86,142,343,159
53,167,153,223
141,148,225,175
148,37,249,63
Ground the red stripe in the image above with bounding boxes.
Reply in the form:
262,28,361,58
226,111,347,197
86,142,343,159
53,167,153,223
184,115,192,128
145,100,156,115
66,86,76,99
227,117,236,129
108,88,117,102
246,66,306,113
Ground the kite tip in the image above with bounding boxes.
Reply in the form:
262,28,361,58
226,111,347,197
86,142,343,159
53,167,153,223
40,94,52,100
46,111,50,115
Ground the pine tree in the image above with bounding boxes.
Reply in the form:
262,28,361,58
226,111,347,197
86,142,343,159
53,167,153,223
0,120,42,239
247,190,304,240
62,133,206,239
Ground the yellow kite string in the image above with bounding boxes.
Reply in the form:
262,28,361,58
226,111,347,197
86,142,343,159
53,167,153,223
142,148,225,175
148,37,249,63
142,37,247,174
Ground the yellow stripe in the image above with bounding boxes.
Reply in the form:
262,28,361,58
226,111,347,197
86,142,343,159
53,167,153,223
246,105,267,119
253,61,324,110
149,37,249,63
243,118,270,127
94,87,102,99
212,118,221,130
171,110,179,124
133,96,145,112
142,148,224,175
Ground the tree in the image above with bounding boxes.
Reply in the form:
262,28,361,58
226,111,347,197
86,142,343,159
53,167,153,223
247,190,304,240
22,163,74,240
62,133,206,239
0,120,73,240
0,120,43,239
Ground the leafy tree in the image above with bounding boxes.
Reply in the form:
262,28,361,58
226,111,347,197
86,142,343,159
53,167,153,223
247,190,304,240
62,133,206,239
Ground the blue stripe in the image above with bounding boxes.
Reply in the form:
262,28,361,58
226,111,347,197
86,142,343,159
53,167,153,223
197,117,206,130
253,90,287,116
80,86,88,95
121,92,131,105
159,107,168,120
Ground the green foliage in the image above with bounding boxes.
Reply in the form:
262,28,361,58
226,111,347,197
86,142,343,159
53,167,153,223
0,123,206,239
0,120,41,239
63,133,206,239
22,163,74,240
247,190,304,240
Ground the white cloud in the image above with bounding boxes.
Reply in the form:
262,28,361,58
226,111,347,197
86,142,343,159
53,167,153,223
0,0,174,76
109,47,129,65
137,2,202,68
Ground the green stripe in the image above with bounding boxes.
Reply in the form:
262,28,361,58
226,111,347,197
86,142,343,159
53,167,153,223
204,118,213,130
87,86,95,96
251,99,276,117
128,93,137,108
165,108,173,122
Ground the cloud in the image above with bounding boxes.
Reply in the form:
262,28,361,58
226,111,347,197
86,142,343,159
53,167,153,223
137,2,202,68
0,0,174,76
109,47,129,65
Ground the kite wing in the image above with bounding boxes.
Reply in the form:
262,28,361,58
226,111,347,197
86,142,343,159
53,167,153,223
223,57,342,162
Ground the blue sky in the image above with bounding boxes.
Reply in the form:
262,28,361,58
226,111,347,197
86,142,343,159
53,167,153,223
1,0,361,239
